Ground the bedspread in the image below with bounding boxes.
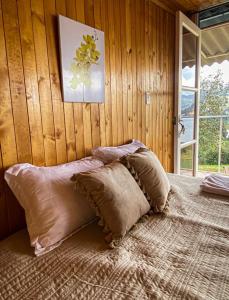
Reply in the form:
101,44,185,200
0,174,228,300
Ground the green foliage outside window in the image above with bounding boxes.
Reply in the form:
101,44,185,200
199,70,229,171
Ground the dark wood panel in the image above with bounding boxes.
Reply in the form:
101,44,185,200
151,0,226,14
0,0,175,239
174,0,226,12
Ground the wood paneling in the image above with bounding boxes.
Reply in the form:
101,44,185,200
0,0,175,239
152,0,226,14
174,0,226,12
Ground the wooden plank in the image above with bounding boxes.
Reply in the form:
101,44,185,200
131,0,137,141
156,6,161,161
113,0,124,145
0,0,18,168
167,0,224,13
140,0,146,145
148,1,153,150
74,101,85,159
2,0,32,163
76,0,93,155
168,13,175,172
167,12,172,172
107,0,118,145
31,0,57,165
160,8,164,165
135,0,142,142
163,11,169,171
84,0,101,149
159,8,164,166
94,0,106,146
65,0,85,160
56,0,77,162
101,0,112,146
152,3,158,155
119,0,128,143
164,10,169,169
156,6,161,159
166,11,172,171
44,0,67,164
64,0,80,161
56,0,65,15
149,0,177,15
0,0,18,238
125,0,133,141
156,5,161,159
17,0,45,166
151,2,157,152
150,3,157,153
149,1,157,152
145,0,150,147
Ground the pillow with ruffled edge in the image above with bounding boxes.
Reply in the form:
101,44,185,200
73,161,150,247
120,148,170,213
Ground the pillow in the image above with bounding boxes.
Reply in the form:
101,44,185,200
4,157,104,256
120,148,170,212
91,139,146,164
73,161,150,246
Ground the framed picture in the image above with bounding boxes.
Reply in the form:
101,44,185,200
58,15,105,103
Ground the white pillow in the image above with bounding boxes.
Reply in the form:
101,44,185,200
91,140,146,164
4,157,104,256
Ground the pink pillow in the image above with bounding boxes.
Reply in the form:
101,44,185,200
4,157,104,256
92,140,147,164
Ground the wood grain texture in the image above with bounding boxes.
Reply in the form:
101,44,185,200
0,0,175,239
173,0,226,12
151,0,226,14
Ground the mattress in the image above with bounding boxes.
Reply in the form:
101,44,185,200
0,174,228,300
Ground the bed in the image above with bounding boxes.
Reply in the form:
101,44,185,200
0,174,228,300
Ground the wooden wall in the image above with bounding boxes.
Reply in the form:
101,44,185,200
0,0,175,239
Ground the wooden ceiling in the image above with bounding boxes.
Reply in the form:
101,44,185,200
151,0,227,14
173,0,227,12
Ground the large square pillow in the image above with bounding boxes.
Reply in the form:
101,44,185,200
4,157,104,255
120,148,170,212
91,139,146,164
73,161,150,246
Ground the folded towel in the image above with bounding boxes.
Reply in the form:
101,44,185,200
200,174,229,197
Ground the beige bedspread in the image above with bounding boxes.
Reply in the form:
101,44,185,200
0,174,228,300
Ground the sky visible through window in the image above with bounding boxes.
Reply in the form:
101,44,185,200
201,60,229,84
182,60,229,86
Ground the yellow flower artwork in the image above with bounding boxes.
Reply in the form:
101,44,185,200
58,15,105,103
70,34,101,93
